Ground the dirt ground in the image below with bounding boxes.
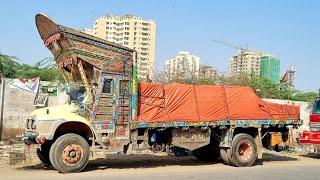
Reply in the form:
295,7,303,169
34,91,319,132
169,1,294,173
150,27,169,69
0,150,320,180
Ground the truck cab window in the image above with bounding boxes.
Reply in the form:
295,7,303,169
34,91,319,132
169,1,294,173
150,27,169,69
102,79,112,93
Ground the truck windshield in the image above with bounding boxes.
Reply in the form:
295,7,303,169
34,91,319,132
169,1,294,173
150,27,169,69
67,84,86,105
314,98,320,113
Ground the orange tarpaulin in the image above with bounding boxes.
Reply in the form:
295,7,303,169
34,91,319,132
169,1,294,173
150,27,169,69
136,83,300,122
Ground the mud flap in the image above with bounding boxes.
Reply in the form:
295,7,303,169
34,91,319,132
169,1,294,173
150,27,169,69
219,128,234,148
255,127,263,160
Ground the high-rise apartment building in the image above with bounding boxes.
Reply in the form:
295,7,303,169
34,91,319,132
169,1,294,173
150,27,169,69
83,15,156,81
199,65,217,80
82,28,95,36
165,51,200,80
229,50,267,76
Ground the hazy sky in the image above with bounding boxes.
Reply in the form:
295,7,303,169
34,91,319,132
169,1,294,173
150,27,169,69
0,0,319,91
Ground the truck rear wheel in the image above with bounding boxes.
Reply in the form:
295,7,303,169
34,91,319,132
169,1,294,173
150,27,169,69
49,133,90,173
230,133,257,167
220,148,231,165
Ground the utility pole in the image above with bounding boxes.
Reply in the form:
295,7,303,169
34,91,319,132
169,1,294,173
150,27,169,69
0,78,5,140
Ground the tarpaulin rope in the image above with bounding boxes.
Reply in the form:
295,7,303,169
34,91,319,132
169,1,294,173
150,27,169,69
222,86,230,120
162,84,172,122
192,85,201,122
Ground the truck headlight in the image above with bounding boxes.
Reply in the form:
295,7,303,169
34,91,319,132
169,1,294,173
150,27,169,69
26,118,36,130
31,120,36,130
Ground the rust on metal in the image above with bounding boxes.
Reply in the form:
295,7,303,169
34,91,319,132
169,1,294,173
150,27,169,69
238,142,253,161
62,144,83,166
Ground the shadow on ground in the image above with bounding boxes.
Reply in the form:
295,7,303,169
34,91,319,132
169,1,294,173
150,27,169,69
262,152,298,162
16,152,300,172
84,154,214,172
300,154,320,159
16,154,215,172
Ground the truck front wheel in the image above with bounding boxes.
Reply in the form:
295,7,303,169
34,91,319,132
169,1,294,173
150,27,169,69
49,133,90,173
37,140,53,166
230,133,257,167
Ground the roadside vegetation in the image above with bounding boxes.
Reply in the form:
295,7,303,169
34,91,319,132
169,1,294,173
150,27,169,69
0,53,64,82
0,52,317,103
154,70,318,103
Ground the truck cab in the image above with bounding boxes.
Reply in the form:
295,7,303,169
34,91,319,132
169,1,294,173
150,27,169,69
22,13,138,173
299,96,320,153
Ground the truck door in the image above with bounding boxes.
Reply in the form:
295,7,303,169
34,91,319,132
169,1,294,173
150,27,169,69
93,74,131,142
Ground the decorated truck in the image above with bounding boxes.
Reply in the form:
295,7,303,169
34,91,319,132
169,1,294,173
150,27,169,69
22,14,301,173
299,95,320,153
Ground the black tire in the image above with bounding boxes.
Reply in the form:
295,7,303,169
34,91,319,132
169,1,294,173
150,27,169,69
220,148,231,165
193,145,219,162
49,133,90,173
37,141,53,166
230,133,257,167
173,147,188,157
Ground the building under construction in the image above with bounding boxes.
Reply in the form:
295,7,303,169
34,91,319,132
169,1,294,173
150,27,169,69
212,40,281,83
229,50,265,77
228,49,280,83
261,56,280,83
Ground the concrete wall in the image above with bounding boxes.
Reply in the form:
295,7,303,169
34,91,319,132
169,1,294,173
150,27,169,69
263,98,313,141
0,78,68,140
0,79,36,140
263,98,313,129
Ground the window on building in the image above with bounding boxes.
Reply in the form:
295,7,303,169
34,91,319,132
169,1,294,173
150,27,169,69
142,27,149,31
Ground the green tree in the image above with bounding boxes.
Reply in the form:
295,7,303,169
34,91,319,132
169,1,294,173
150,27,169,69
0,53,20,78
291,91,318,103
0,52,65,82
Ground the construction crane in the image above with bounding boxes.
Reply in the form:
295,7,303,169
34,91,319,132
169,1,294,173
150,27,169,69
212,39,249,76
212,39,247,51
34,57,55,68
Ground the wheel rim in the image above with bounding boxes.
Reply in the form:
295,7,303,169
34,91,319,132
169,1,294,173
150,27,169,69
62,144,83,166
238,142,253,161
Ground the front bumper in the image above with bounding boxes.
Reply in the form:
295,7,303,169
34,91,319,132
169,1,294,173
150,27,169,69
299,131,320,154
299,131,320,145
21,131,46,145
21,131,38,144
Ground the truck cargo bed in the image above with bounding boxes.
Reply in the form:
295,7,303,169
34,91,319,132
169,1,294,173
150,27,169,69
134,83,299,126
